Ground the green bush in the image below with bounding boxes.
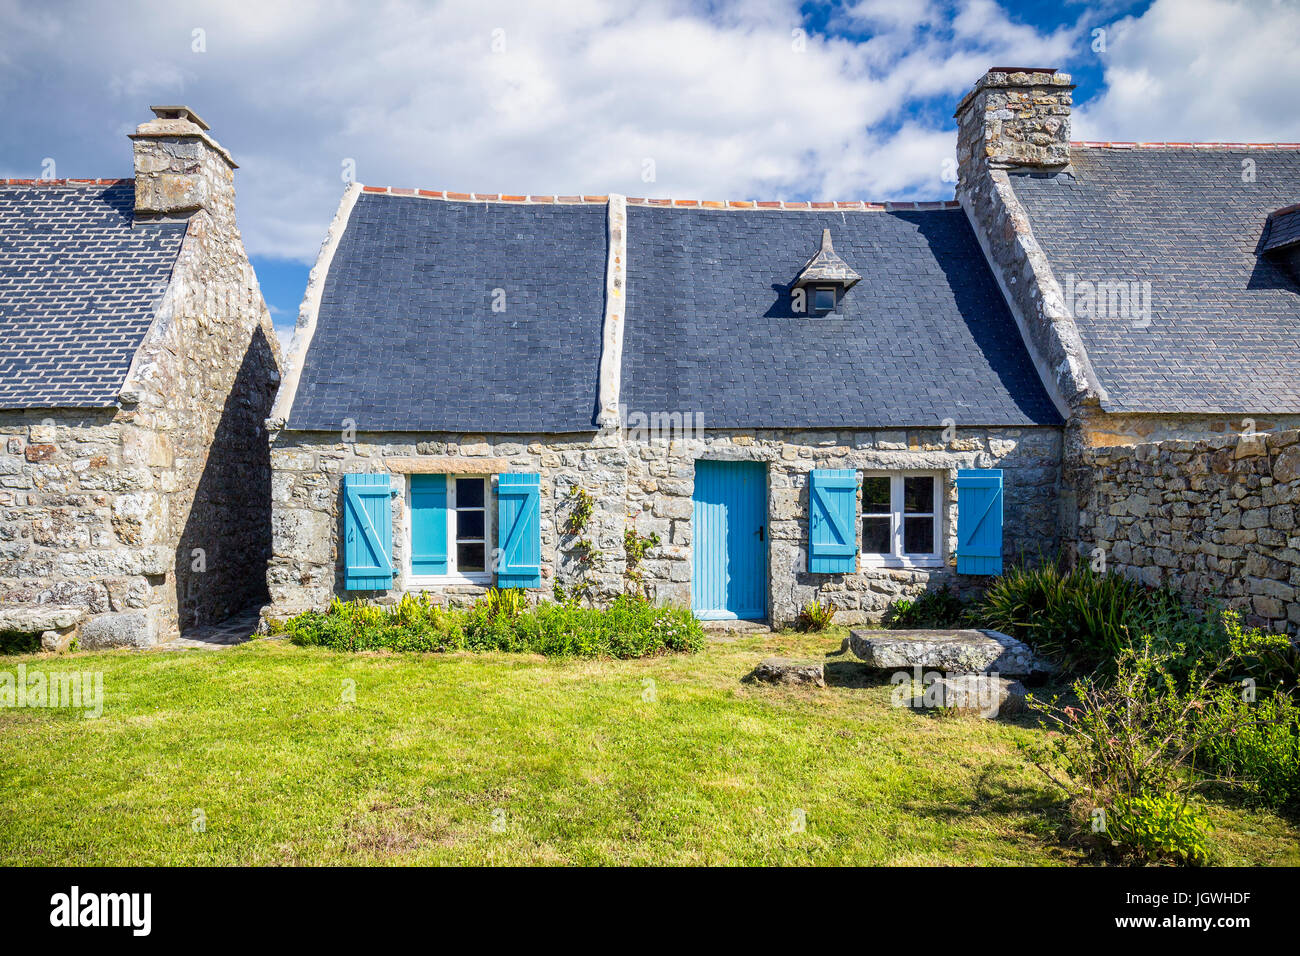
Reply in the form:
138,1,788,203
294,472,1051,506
885,585,969,629
283,592,704,659
975,563,1190,673
1100,791,1213,866
1029,619,1292,864
0,630,40,655
1195,687,1300,810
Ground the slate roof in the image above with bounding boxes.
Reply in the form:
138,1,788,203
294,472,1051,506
287,194,609,432
1010,148,1300,414
0,181,186,409
620,205,1061,428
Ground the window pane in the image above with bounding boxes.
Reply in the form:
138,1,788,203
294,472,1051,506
457,542,486,573
813,287,835,311
903,516,935,554
861,516,890,554
456,509,485,539
456,477,485,508
862,476,890,513
904,476,934,514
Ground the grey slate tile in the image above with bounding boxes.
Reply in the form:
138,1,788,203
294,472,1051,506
288,196,607,432
0,182,185,409
620,206,1060,428
1011,148,1300,414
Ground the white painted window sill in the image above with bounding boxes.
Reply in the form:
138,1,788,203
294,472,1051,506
860,556,945,570
405,575,492,588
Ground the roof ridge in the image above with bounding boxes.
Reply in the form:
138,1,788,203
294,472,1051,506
1,178,130,186
1070,141,1300,150
358,185,960,211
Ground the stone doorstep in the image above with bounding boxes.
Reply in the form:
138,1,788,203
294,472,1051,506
701,619,772,633
162,606,261,650
846,627,1054,679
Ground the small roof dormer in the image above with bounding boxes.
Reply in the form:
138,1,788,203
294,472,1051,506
1263,204,1300,254
793,228,860,313
1262,204,1300,286
795,228,861,290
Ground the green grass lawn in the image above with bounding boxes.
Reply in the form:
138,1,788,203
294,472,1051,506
2,630,1297,866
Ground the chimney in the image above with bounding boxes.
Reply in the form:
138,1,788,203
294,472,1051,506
129,106,237,221
954,68,1074,183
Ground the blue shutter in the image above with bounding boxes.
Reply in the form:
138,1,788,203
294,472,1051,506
808,469,857,573
343,473,393,590
496,473,542,588
410,474,448,575
956,469,1003,575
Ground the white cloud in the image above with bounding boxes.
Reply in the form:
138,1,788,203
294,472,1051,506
2,0,1098,262
5,0,1292,268
1075,0,1300,142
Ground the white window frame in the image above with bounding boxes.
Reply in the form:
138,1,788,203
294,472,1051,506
859,471,944,569
405,474,493,587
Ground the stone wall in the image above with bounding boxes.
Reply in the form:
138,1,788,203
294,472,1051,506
0,409,172,648
265,425,1061,627
1077,429,1300,633
266,429,630,614
954,69,1101,422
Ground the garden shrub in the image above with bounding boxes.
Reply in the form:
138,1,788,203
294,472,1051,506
1195,686,1300,811
1097,791,1213,866
0,630,40,655
975,563,1191,673
885,585,969,629
1029,619,1293,864
284,591,704,659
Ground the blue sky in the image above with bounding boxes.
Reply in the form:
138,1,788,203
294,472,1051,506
2,0,1297,344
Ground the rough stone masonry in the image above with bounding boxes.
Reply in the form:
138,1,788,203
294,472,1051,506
0,107,280,649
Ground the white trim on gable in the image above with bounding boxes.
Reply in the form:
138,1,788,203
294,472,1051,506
957,174,1108,420
595,193,628,429
268,180,363,427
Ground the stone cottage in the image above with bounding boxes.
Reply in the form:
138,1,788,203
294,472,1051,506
0,106,281,649
265,143,1061,627
265,67,1300,631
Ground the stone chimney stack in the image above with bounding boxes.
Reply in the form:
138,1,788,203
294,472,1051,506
950,67,1104,426
954,68,1074,185
129,106,237,221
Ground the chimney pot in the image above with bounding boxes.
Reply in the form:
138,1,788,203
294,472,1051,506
147,105,211,130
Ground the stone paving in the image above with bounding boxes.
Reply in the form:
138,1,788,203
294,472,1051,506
163,606,260,650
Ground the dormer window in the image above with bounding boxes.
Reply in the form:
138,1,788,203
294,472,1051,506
793,228,860,314
1262,204,1300,286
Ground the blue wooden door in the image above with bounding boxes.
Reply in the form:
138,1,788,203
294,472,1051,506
692,460,767,620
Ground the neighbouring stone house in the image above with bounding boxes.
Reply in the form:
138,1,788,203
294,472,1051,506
952,69,1300,631
266,67,1300,631
0,106,281,649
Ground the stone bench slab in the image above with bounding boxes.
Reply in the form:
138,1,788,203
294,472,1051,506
0,605,85,633
848,628,1052,678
